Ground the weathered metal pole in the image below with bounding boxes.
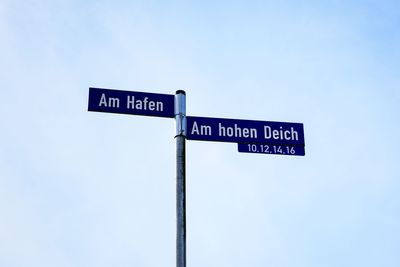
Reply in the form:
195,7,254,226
175,90,186,267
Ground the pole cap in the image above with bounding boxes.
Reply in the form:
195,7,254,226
176,90,186,95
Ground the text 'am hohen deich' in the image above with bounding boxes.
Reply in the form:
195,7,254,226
186,116,305,145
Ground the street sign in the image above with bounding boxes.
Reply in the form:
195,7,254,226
187,116,305,145
88,87,306,267
88,87,175,118
238,143,305,156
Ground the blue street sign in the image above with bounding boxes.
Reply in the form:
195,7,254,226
88,87,175,118
187,116,305,145
238,143,305,156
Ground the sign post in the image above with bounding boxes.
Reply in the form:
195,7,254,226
88,87,305,267
175,90,187,267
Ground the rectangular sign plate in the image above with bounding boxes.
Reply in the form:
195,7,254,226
88,87,175,118
238,143,305,156
187,116,305,145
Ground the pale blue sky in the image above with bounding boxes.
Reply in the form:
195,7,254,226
0,1,399,267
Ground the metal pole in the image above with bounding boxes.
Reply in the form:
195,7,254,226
175,90,187,267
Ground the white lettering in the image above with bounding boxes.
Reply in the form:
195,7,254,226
291,127,299,140
200,125,212,135
227,127,233,137
242,128,249,138
135,100,142,110
127,95,135,109
127,95,164,111
284,130,291,140
191,121,200,135
108,97,120,108
273,129,280,139
148,101,155,111
250,128,257,138
219,123,257,138
99,94,120,108
234,124,241,137
156,101,163,111
143,97,148,110
264,126,299,141
219,123,226,136
99,93,108,107
264,126,272,139
191,122,212,135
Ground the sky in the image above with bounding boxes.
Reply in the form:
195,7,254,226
0,0,399,266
